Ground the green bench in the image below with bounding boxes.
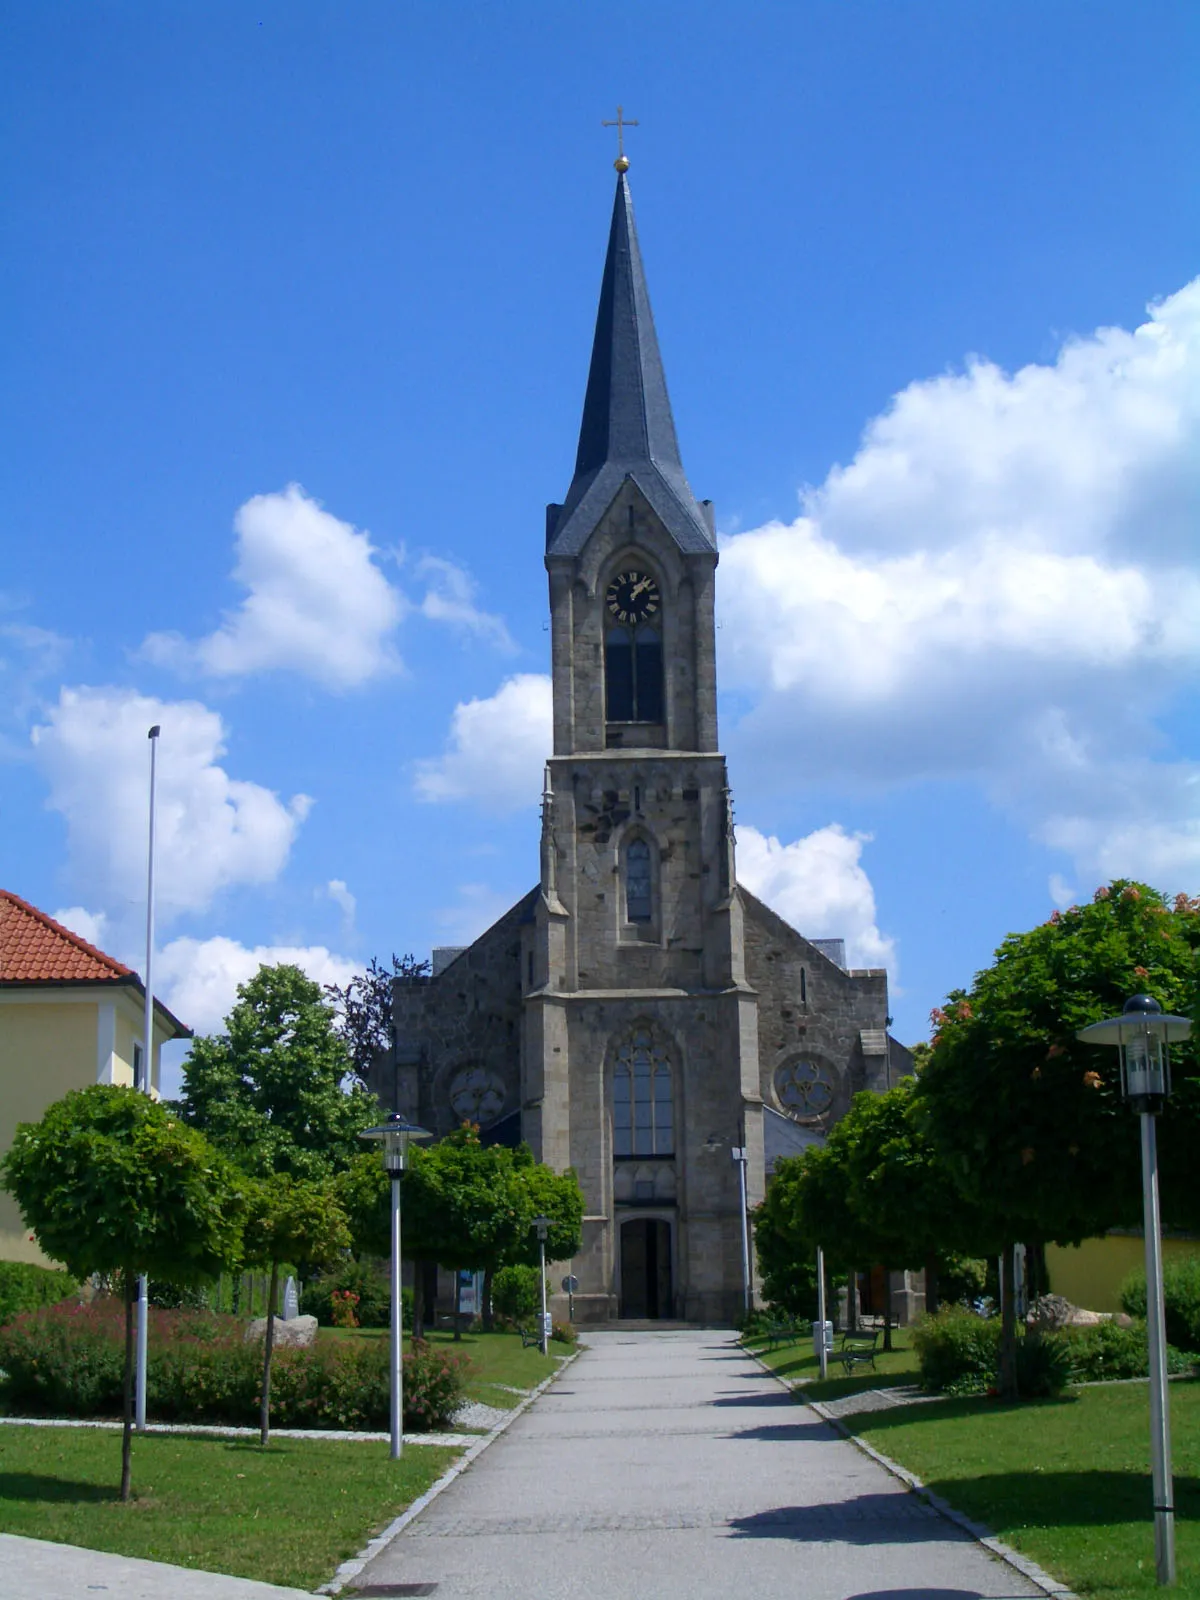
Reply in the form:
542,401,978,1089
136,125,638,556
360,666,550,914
839,1330,879,1373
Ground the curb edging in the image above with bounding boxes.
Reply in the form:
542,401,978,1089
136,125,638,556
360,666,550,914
317,1348,581,1596
742,1343,1078,1600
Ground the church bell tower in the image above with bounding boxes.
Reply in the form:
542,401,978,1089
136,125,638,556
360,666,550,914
523,165,763,1324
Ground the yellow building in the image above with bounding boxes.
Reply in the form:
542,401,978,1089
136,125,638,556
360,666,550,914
0,890,190,1266
1047,1234,1200,1313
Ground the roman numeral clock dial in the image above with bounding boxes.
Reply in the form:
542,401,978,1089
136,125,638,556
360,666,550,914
606,570,660,625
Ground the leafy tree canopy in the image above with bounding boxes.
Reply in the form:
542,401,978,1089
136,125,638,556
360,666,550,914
242,1174,350,1276
915,881,1200,1246
1,1085,243,1283
176,963,379,1180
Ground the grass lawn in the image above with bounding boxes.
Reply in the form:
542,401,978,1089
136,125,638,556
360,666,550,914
744,1325,921,1402
319,1326,564,1409
0,1427,460,1590
842,1379,1200,1598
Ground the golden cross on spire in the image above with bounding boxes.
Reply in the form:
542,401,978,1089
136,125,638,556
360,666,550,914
602,104,639,172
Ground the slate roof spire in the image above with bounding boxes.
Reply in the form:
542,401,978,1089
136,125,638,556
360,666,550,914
546,172,715,556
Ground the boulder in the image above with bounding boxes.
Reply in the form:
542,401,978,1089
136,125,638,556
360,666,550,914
244,1313,318,1348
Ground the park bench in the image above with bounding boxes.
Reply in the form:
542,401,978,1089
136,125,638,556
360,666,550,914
763,1317,803,1351
839,1330,879,1374
518,1324,541,1349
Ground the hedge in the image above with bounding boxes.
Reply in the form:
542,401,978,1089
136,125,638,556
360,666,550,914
0,1299,465,1431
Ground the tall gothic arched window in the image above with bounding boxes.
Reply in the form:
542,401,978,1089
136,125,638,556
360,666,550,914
604,568,664,723
625,837,653,923
613,1030,674,1157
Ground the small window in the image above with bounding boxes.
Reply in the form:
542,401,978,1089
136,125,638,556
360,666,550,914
132,1041,144,1091
625,838,653,923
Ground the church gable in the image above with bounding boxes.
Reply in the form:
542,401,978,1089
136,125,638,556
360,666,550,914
739,886,891,1134
388,887,536,1141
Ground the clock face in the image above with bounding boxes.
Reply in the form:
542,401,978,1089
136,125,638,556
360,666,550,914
448,1065,506,1127
606,569,661,625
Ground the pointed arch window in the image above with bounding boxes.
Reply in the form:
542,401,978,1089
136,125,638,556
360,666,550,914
625,837,653,924
613,1030,674,1157
604,566,664,724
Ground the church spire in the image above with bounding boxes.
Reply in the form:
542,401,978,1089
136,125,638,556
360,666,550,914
546,172,715,557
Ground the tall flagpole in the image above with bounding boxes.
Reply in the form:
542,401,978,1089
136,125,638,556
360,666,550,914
135,724,160,1433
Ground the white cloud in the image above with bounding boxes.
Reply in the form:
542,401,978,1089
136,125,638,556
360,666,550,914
416,556,515,651
720,278,1200,886
156,935,359,1036
1047,874,1077,911
736,823,896,973
414,672,552,811
142,485,405,689
52,905,111,951
32,687,310,927
326,878,357,935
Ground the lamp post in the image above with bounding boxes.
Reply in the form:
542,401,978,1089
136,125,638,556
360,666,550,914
359,1114,431,1459
533,1215,550,1355
1078,994,1192,1586
135,724,160,1434
730,1144,751,1315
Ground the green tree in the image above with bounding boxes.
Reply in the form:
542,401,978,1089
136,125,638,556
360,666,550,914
754,1139,878,1330
177,963,379,1179
337,1133,584,1335
241,1174,350,1444
915,880,1200,1396
0,1086,243,1499
840,1079,998,1335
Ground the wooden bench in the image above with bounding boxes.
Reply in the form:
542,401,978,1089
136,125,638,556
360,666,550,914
518,1324,542,1349
839,1330,879,1373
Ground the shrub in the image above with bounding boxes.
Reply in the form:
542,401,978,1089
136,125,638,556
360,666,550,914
913,1305,1002,1392
0,1260,78,1326
1120,1256,1200,1352
1014,1333,1073,1398
0,1299,465,1431
492,1265,543,1321
301,1260,410,1330
148,1279,213,1311
1061,1317,1193,1382
550,1320,577,1345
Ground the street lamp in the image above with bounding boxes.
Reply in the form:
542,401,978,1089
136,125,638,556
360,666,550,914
359,1114,431,1459
532,1215,551,1356
730,1144,752,1316
1078,994,1192,1586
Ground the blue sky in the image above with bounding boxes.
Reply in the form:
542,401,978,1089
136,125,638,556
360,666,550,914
3,2,1198,1090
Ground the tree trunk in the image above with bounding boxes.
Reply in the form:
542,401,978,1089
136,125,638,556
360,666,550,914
260,1260,279,1448
882,1271,894,1352
453,1272,462,1341
411,1259,425,1340
121,1270,135,1502
847,1271,859,1332
424,1261,437,1331
998,1243,1018,1401
924,1252,940,1316
481,1265,495,1333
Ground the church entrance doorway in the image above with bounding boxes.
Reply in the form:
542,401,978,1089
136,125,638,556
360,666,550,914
619,1217,673,1318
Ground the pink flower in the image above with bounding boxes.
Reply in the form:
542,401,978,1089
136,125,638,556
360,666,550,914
1094,886,1111,901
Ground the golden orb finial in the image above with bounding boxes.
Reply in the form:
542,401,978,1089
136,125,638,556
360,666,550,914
614,153,630,173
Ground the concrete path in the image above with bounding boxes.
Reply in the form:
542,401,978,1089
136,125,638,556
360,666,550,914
0,1532,313,1599
356,1329,1044,1600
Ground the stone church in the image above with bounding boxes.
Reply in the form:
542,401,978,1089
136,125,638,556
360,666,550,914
383,167,909,1325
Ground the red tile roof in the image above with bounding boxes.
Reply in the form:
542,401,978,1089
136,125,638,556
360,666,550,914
0,890,136,984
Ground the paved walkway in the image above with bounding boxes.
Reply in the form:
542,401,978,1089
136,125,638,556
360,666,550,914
0,1533,312,1599
357,1329,1045,1600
